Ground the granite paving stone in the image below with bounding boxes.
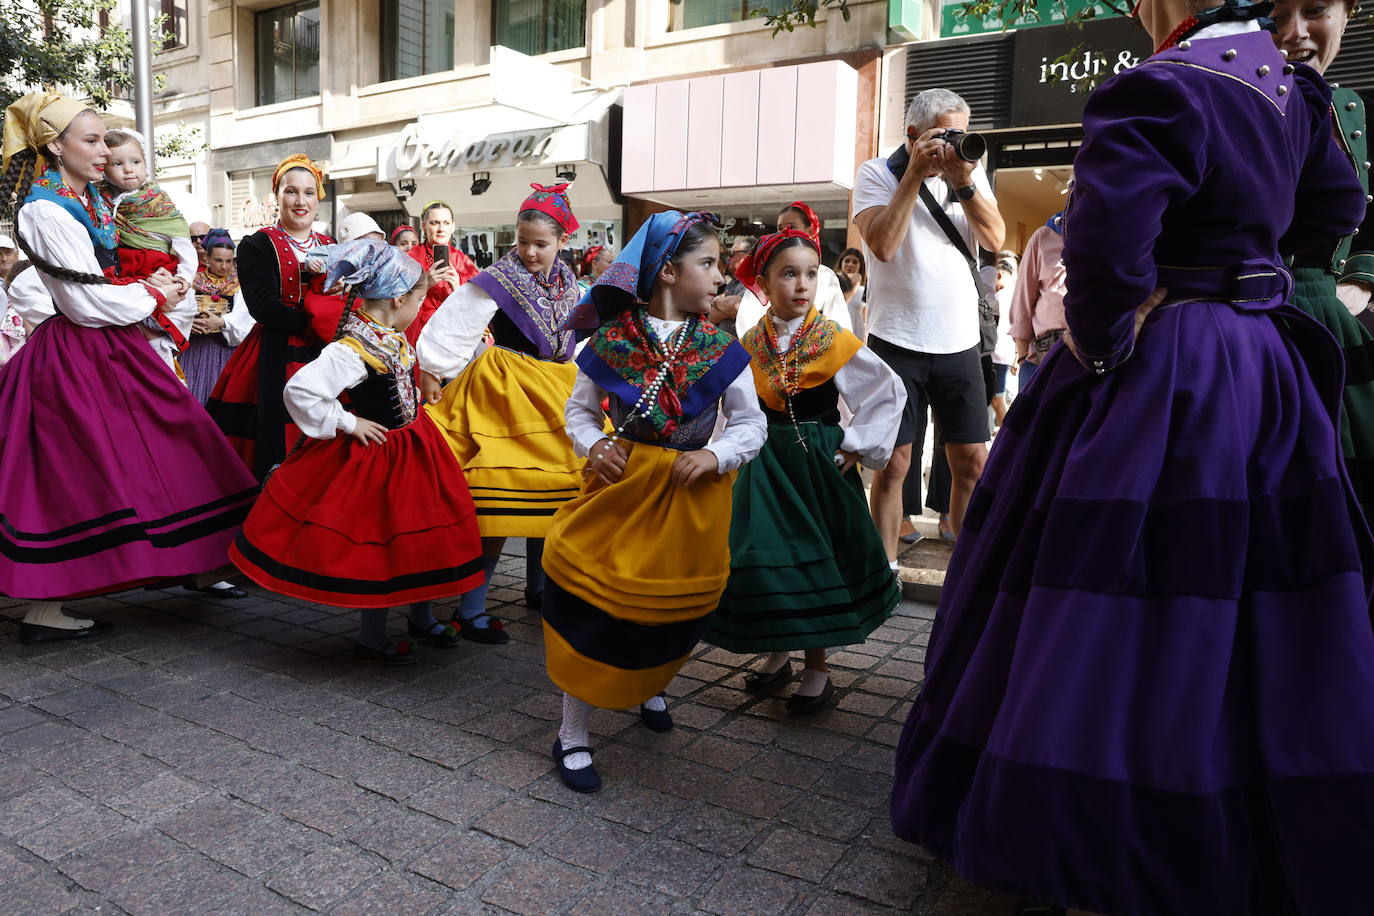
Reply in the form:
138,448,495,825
109,855,248,914
0,876,78,916
747,826,849,883
0,579,969,914
407,831,511,889
698,866,808,916
55,831,181,892
480,859,591,915
15,804,128,860
667,804,766,857
345,808,450,862
330,872,451,915
264,846,382,910
539,819,645,874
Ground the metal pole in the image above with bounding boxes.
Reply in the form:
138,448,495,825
130,0,155,171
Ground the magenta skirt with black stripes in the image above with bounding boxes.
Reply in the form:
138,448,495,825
0,316,258,599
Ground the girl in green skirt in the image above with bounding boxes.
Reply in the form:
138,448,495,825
704,227,906,713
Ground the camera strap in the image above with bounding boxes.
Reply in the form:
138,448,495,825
920,184,995,302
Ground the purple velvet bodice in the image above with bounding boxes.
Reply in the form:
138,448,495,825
1062,28,1365,372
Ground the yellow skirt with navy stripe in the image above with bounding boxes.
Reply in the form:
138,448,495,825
542,441,736,709
425,346,584,539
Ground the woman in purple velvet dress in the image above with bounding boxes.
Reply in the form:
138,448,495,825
888,0,1374,912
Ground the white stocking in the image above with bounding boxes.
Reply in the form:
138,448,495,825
23,601,93,630
558,693,593,770
758,651,790,675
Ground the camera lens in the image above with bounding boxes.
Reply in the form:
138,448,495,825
952,132,986,162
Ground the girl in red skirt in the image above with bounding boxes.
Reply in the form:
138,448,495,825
230,239,485,663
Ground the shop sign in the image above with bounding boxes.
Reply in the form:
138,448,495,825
1009,16,1152,125
940,0,1118,38
240,194,278,229
389,123,556,175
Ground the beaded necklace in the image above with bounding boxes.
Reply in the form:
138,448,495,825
591,313,695,472
280,227,327,255
761,312,820,452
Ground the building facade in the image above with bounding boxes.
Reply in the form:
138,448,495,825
166,0,915,258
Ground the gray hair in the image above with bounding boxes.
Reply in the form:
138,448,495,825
904,89,970,133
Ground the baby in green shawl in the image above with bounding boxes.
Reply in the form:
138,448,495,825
101,128,194,358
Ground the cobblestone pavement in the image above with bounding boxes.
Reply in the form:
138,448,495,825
0,545,1020,915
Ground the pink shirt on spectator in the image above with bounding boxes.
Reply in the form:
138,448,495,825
1009,224,1067,346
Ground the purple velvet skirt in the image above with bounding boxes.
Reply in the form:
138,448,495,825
0,317,258,599
180,332,236,406
890,297,1374,915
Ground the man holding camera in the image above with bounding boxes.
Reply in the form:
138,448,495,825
853,88,1004,563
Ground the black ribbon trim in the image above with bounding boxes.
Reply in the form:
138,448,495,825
543,578,711,671
234,534,485,595
1,505,250,565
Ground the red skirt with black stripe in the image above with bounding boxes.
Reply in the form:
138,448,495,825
229,410,484,608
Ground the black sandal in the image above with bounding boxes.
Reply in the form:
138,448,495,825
456,615,510,645
552,739,601,793
407,620,461,648
744,660,794,693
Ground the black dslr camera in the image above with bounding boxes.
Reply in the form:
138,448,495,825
934,128,987,163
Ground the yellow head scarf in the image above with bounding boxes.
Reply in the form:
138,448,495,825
2,91,94,173
271,153,327,200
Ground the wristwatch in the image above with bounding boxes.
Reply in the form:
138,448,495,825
953,185,976,202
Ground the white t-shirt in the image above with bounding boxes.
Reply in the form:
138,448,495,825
851,157,995,355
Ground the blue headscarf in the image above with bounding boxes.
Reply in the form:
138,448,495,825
316,238,422,300
203,227,235,251
564,210,721,329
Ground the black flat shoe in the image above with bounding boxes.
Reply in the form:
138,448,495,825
353,640,418,665
524,589,543,611
184,583,248,600
639,698,673,733
552,738,601,793
744,660,794,694
18,620,113,645
785,678,836,715
456,616,510,645
407,620,461,648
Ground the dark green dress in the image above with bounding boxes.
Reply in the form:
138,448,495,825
1292,86,1373,523
706,379,900,654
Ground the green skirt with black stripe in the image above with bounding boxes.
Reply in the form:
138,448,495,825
1292,267,1374,524
705,422,900,653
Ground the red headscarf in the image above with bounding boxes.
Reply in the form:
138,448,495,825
781,201,822,242
580,244,605,275
735,227,820,303
390,224,418,244
520,183,579,234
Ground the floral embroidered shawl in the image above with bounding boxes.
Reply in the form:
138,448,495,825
578,308,750,437
26,168,117,250
469,248,577,361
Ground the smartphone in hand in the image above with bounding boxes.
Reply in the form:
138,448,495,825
432,243,449,266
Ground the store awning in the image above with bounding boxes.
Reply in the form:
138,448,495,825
374,89,621,227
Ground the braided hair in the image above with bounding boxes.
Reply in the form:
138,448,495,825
0,147,113,287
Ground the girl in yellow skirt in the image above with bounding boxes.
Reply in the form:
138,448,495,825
417,184,582,644
543,211,767,792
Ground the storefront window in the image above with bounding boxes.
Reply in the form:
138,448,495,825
668,0,789,31
381,0,454,81
493,0,585,55
255,0,321,106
